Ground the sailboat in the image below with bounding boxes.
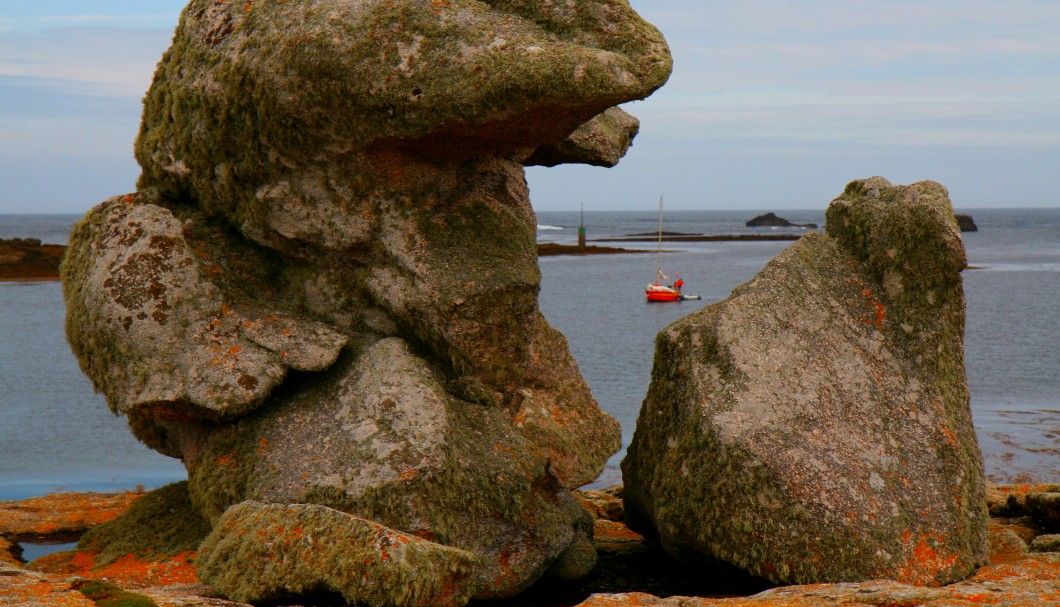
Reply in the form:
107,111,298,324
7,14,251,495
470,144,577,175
645,195,697,302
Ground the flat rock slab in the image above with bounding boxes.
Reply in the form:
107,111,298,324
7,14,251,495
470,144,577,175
0,492,144,543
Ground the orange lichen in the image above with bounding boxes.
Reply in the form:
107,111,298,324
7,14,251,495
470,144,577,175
891,530,960,586
0,491,143,542
940,426,959,447
32,548,198,588
0,574,96,606
593,519,644,543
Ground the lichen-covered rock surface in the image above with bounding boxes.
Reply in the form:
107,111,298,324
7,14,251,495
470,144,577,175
135,0,671,244
622,177,989,586
5,484,1058,607
61,0,671,605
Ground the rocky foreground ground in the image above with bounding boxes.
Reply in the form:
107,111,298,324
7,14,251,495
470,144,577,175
1,483,1056,607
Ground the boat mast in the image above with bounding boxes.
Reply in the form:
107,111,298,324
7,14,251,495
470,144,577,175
656,194,664,282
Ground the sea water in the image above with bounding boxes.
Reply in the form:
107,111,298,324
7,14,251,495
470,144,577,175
537,208,1059,485
0,209,1055,500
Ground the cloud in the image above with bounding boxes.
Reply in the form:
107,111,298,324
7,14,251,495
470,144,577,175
623,0,1060,149
12,14,180,30
0,26,172,97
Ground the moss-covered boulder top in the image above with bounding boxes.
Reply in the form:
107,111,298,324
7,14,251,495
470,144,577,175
622,178,988,588
137,0,671,231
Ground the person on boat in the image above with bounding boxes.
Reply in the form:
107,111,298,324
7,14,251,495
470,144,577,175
673,277,684,291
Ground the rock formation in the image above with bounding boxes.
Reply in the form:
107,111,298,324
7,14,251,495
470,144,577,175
622,177,989,586
745,212,818,229
5,484,1059,607
955,213,978,232
61,1,671,605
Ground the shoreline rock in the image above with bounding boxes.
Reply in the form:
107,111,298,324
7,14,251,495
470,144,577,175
1,484,1057,607
0,238,64,281
538,243,652,256
0,490,144,544
594,234,802,243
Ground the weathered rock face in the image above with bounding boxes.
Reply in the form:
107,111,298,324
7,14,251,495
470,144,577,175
62,1,671,605
135,0,671,252
523,107,641,168
622,177,988,587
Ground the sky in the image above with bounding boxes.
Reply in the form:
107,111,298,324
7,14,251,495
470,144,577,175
1,1,1058,214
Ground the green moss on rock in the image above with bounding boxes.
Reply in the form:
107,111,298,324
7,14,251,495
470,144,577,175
196,501,479,607
77,482,209,567
623,179,988,587
76,580,159,607
64,1,664,604
136,0,671,238
185,338,596,600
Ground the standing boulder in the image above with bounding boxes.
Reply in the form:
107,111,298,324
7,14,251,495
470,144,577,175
622,177,988,586
62,1,672,605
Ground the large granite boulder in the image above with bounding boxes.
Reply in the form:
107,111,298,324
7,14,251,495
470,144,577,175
622,177,989,586
62,1,671,605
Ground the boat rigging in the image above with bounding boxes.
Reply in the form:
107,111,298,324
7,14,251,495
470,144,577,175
645,195,700,302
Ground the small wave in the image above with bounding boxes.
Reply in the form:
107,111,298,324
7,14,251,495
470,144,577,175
537,225,565,231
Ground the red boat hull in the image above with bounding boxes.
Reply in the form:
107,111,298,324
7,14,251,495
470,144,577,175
646,284,682,302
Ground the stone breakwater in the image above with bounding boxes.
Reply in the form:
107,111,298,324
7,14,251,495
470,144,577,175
1,483,1057,607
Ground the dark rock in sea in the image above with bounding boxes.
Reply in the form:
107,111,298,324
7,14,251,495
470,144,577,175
624,231,702,237
623,177,988,587
60,1,672,605
745,212,818,229
0,238,64,281
956,213,979,232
